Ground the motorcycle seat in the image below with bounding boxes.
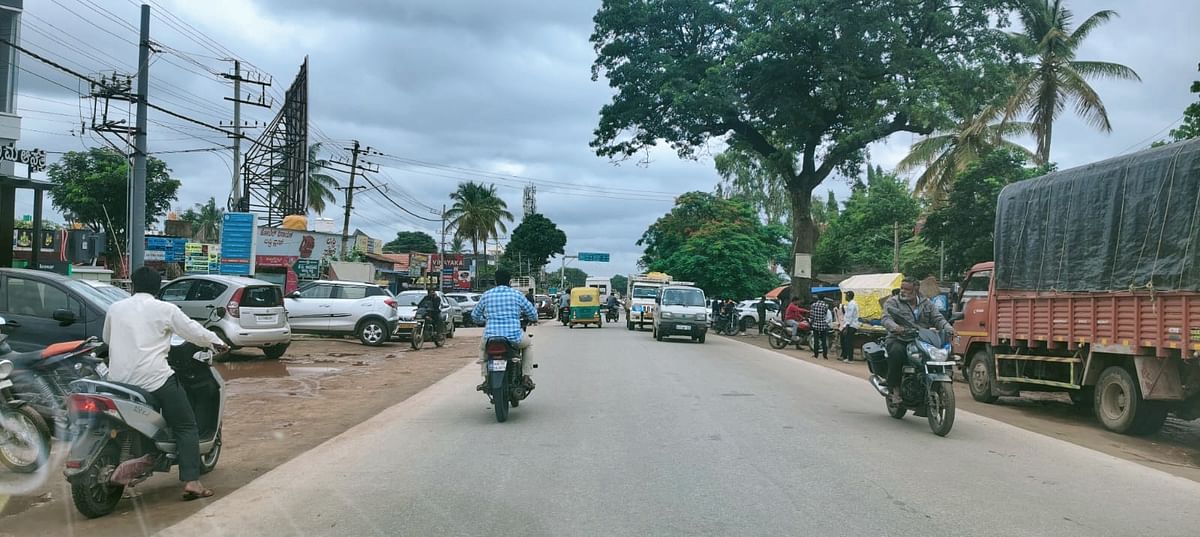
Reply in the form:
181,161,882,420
7,349,47,368
101,381,161,410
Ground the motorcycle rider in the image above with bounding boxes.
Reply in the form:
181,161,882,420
416,287,444,338
882,278,955,404
606,293,619,319
102,266,228,501
471,268,539,391
783,296,806,341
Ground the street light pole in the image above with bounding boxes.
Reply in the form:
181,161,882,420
559,255,577,289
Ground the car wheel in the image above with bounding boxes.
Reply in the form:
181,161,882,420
357,319,388,346
263,344,289,360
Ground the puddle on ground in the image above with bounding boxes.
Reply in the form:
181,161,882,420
216,361,342,380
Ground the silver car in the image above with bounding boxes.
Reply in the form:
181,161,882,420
284,280,399,346
394,290,458,340
446,292,481,326
160,275,292,359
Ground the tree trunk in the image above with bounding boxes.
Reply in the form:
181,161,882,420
1038,120,1052,165
789,184,817,304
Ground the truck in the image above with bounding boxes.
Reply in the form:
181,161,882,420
626,272,672,331
953,138,1200,435
585,277,611,304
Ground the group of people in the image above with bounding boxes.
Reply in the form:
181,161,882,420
779,292,860,362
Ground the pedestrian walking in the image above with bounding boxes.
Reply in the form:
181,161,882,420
809,297,831,360
840,291,860,362
755,296,768,335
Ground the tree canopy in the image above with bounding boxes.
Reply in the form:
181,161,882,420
591,0,1020,299
501,213,567,272
638,192,782,299
446,182,513,255
181,197,223,243
610,274,629,296
814,168,920,275
384,230,438,253
1168,62,1200,143
551,267,589,289
47,147,180,256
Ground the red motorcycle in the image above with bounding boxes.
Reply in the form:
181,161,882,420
767,317,811,350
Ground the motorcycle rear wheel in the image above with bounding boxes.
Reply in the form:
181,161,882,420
70,442,125,519
767,329,788,349
493,386,509,423
0,404,51,473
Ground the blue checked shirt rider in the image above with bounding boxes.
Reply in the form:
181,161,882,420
470,268,539,390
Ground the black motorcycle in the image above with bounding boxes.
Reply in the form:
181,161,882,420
479,320,535,423
863,328,957,436
713,313,739,336
558,305,570,326
410,308,445,350
605,303,620,322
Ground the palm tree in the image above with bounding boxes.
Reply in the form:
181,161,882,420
182,197,223,242
445,182,514,257
449,236,465,254
305,143,339,215
898,105,1036,201
1006,0,1141,163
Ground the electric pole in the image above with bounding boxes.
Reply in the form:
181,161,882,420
130,4,150,271
221,60,271,209
440,204,447,291
329,141,377,259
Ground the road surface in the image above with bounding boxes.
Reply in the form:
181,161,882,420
161,325,1200,536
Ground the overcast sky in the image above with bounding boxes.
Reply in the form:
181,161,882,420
16,0,1200,279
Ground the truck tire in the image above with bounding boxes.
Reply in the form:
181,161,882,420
1094,366,1167,435
967,351,999,404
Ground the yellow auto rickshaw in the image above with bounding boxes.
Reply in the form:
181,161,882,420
569,287,602,328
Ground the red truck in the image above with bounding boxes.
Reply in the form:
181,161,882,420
952,138,1200,435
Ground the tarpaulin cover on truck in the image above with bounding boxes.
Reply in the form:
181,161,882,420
995,137,1200,292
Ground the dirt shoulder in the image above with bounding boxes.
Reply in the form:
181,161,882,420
726,332,1200,482
0,331,479,537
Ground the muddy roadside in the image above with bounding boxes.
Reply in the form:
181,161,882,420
725,332,1200,482
0,331,480,537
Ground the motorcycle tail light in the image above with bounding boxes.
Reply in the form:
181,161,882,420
485,341,509,355
65,460,82,469
226,288,245,318
69,394,119,418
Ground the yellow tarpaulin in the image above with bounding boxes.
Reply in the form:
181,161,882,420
839,273,903,321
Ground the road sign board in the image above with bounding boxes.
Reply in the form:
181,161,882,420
578,252,610,262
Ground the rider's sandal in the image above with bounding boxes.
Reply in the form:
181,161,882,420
182,488,215,501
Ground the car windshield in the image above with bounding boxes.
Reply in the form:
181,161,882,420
67,280,128,308
396,294,423,306
661,288,704,307
632,286,658,299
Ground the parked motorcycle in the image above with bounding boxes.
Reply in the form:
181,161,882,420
478,320,535,423
0,357,51,473
863,328,957,436
713,313,742,336
766,318,811,350
64,337,224,518
410,308,445,350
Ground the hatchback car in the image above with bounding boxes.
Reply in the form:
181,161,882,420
160,275,292,358
0,268,125,352
445,292,481,326
284,280,399,346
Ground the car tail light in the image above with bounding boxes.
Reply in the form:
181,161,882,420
485,341,509,356
384,298,397,308
226,287,244,318
69,394,118,417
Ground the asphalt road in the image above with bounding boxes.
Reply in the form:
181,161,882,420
160,324,1200,537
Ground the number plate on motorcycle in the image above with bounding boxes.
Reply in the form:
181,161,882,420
488,360,507,372
675,324,691,331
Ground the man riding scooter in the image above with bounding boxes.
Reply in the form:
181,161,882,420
102,267,227,500
471,269,539,391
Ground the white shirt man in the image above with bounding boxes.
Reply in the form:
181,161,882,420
839,292,861,363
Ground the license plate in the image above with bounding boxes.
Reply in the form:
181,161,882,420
256,314,278,324
0,379,10,389
675,324,690,331
398,322,417,330
488,360,507,372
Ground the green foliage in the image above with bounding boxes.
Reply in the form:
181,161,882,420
501,213,567,271
1168,63,1200,143
306,143,340,215
449,236,465,254
638,192,781,299
1006,0,1141,163
47,147,180,256
551,267,589,289
446,182,513,256
898,105,1036,201
610,274,629,296
921,149,1048,279
590,0,1021,299
181,197,223,243
714,147,790,226
814,170,920,274
384,231,438,253
899,236,940,280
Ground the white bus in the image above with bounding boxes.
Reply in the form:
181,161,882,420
585,277,611,303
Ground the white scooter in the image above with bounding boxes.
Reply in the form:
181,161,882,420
63,335,225,518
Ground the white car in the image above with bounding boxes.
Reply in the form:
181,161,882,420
284,280,399,346
160,275,292,358
736,299,780,327
446,292,481,326
394,290,459,339
652,285,709,343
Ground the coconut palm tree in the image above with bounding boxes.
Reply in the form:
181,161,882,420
305,143,340,215
445,182,514,257
1006,0,1141,163
182,197,223,242
449,236,465,254
898,105,1036,201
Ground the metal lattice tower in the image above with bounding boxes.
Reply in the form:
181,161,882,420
236,58,308,227
523,183,537,217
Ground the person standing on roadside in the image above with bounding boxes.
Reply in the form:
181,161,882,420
809,296,831,360
755,296,769,335
840,291,860,362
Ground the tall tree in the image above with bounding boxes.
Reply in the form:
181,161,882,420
921,149,1049,279
501,213,567,272
47,147,180,259
181,197,223,243
1006,0,1141,163
445,182,514,257
449,236,465,254
814,170,920,274
714,147,790,226
898,105,1036,201
591,0,1019,300
384,230,438,253
552,267,589,289
306,142,340,215
610,274,629,296
1167,62,1200,143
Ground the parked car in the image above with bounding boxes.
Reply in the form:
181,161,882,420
394,290,457,340
159,275,292,359
79,280,131,303
284,280,398,346
0,269,123,352
736,299,780,328
446,292,481,325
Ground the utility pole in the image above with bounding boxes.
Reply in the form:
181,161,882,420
439,204,447,291
329,141,376,259
892,222,900,273
221,60,271,209
130,4,150,271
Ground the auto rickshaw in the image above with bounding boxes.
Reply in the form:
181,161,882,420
569,287,602,328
